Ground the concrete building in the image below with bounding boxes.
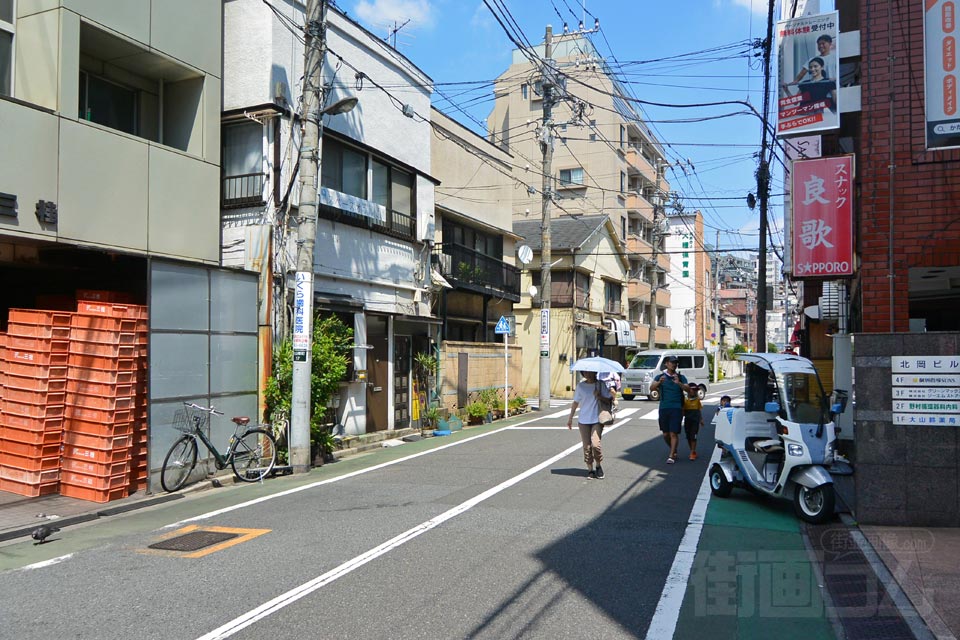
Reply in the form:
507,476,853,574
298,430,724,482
221,0,436,435
429,108,522,411
486,31,671,388
665,212,712,349
0,1,261,492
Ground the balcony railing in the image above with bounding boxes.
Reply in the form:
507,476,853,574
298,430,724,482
222,173,265,208
434,243,521,301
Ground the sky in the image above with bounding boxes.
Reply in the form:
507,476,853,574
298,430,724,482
341,0,794,258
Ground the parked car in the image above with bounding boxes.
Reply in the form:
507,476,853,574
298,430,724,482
622,349,710,400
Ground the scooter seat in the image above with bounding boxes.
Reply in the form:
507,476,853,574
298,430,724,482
753,439,783,453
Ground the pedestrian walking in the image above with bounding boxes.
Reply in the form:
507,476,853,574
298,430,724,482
682,384,704,460
567,370,612,479
650,355,688,464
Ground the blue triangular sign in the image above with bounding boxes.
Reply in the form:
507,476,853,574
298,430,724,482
494,315,511,334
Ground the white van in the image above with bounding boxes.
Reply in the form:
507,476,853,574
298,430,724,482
621,349,710,401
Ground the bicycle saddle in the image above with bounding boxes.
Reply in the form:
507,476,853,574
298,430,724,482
232,416,250,426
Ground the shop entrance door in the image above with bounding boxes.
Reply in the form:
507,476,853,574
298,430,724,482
394,335,411,429
366,331,389,431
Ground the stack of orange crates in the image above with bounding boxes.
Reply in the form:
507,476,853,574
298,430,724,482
0,310,71,497
61,299,147,503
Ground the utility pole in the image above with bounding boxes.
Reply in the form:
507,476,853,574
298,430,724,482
290,0,328,472
538,25,554,411
714,229,720,383
756,0,776,353
647,162,665,350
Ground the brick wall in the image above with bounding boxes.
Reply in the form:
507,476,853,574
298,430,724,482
858,1,960,332
439,341,523,413
852,332,960,526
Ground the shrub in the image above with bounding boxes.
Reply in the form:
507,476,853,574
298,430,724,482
465,401,489,419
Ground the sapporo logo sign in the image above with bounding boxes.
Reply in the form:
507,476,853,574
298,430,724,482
790,156,854,278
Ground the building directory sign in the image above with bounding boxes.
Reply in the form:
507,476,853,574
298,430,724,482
777,11,840,135
891,356,960,426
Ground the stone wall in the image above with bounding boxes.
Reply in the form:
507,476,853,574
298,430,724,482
439,341,523,413
853,332,960,526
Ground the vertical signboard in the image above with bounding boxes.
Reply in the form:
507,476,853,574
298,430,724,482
540,309,550,357
791,156,854,278
777,11,840,134
925,0,960,149
293,271,312,361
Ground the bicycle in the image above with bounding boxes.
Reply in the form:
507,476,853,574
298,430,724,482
160,402,278,492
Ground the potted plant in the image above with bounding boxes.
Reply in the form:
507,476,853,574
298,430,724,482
478,388,501,419
423,403,442,436
465,401,488,425
508,396,527,416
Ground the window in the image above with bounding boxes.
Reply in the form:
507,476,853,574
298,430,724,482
221,121,265,207
619,124,626,147
521,83,528,99
0,0,12,97
620,171,626,193
604,281,622,314
321,137,367,199
79,71,138,135
558,167,584,187
372,160,413,217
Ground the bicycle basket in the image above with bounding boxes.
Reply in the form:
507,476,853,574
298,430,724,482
173,406,208,433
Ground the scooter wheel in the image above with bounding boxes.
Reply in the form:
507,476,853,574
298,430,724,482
709,464,732,498
793,484,835,523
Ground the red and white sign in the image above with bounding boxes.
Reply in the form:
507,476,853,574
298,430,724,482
791,156,854,278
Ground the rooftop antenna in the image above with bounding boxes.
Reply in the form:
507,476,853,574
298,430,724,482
385,18,411,49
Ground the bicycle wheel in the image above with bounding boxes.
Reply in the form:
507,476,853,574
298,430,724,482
230,428,277,482
161,435,198,492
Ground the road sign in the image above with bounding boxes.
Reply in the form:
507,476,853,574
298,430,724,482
495,315,511,334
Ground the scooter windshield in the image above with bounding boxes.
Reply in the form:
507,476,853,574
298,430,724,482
776,372,829,424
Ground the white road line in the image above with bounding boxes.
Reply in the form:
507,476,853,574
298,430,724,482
638,408,660,421
196,417,632,640
171,408,576,527
510,407,642,429
18,554,74,571
644,446,720,640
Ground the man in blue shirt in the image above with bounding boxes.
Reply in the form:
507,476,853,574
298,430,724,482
650,355,688,464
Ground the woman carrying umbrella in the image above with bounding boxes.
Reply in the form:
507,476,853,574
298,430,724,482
566,357,621,480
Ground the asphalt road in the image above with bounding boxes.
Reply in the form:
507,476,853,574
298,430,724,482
0,386,744,640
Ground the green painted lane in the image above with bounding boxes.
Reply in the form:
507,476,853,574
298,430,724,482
673,491,836,640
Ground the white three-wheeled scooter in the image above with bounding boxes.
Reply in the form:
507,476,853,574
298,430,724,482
710,353,848,523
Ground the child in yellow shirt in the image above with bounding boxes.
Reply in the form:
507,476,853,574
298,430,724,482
682,384,704,460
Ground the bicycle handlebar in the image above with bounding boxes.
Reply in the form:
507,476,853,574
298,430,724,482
183,402,224,416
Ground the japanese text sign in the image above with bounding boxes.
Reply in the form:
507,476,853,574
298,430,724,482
776,11,840,135
790,156,854,278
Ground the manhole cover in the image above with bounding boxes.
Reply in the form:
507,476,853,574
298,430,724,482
149,530,239,552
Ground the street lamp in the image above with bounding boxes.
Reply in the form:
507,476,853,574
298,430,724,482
290,92,358,473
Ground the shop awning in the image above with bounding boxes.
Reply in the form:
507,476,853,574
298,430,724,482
605,318,637,347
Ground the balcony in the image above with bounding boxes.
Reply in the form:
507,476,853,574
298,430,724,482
625,193,654,220
434,243,521,302
628,279,652,300
626,234,654,255
624,145,658,183
222,173,265,209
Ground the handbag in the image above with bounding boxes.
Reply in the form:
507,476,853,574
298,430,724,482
596,382,616,425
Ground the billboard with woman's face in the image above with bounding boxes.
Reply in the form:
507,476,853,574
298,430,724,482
777,12,840,135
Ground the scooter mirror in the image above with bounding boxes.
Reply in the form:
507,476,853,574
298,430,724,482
764,401,781,414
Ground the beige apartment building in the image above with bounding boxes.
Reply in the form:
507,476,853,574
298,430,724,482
486,32,673,379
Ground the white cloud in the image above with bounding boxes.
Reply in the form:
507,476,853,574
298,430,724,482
470,2,493,29
353,0,436,29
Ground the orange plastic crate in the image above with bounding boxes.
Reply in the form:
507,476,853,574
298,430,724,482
67,366,136,386
0,425,62,445
62,444,130,465
66,393,134,412
3,361,67,380
64,404,132,424
0,465,58,484
4,349,69,367
7,309,72,327
61,457,129,477
0,477,58,497
0,399,65,420
7,322,71,340
60,469,127,490
62,430,132,451
70,315,146,332
3,388,65,406
66,353,137,371
0,411,64,433
76,301,147,320
6,335,69,353
65,379,134,398
0,451,60,472
0,437,61,459
0,373,67,393
59,482,126,503
65,418,133,439
68,341,136,359
69,327,137,346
